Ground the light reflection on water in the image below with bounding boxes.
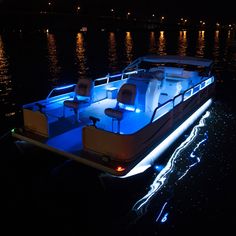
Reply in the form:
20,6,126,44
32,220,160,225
178,30,187,56
122,102,236,234
132,111,210,218
108,32,118,71
148,31,168,56
196,30,205,57
149,31,157,53
158,31,166,56
76,32,88,78
0,35,15,118
47,33,61,83
213,30,220,63
0,35,9,74
125,31,133,63
224,29,235,59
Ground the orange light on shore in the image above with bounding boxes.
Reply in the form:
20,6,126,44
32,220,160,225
116,166,125,172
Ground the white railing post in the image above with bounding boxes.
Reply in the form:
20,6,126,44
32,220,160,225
107,73,110,84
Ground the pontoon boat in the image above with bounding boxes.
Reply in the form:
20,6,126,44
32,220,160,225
12,55,215,177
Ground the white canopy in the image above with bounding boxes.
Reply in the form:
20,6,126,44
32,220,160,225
141,55,213,67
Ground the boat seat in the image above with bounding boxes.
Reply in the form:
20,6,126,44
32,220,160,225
104,83,137,133
105,108,123,120
63,78,94,122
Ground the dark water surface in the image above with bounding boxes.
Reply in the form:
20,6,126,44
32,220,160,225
0,29,236,235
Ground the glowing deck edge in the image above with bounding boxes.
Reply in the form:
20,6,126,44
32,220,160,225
117,98,212,178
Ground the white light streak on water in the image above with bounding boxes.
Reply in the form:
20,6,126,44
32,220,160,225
132,111,210,214
178,131,208,181
155,201,168,222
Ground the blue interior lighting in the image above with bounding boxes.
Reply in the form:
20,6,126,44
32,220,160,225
54,84,75,90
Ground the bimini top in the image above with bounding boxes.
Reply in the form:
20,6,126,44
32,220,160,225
129,55,213,68
142,55,213,67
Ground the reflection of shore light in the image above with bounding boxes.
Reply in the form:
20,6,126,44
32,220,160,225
76,33,87,77
47,33,61,82
196,30,205,57
0,36,14,117
108,32,118,70
178,30,187,56
125,31,133,63
158,31,166,55
149,31,157,53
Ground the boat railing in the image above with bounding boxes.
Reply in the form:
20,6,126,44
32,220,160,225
94,69,142,86
183,76,214,101
45,69,143,102
46,84,76,102
151,99,173,122
121,57,142,75
150,76,214,123
173,94,183,107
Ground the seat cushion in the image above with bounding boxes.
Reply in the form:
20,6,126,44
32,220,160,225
64,99,89,109
64,100,79,109
117,83,136,105
105,108,123,120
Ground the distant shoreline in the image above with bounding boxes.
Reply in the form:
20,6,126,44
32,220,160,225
0,11,234,32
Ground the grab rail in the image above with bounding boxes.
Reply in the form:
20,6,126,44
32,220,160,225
46,69,144,99
46,84,76,100
151,99,173,122
94,69,142,85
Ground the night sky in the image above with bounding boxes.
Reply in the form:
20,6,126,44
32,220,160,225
0,0,235,22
